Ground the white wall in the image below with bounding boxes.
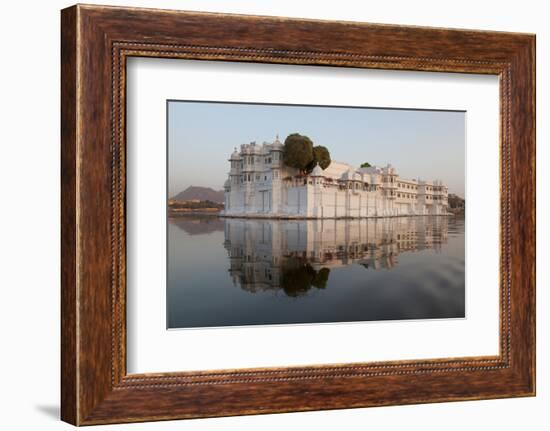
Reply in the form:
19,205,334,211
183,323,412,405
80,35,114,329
0,0,546,430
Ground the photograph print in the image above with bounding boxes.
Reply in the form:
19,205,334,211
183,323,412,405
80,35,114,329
167,101,466,329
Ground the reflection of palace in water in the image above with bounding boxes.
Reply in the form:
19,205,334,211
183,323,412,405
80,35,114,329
223,217,449,295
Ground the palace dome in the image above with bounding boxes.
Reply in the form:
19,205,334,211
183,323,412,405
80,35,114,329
342,169,361,181
310,163,325,177
230,148,241,160
271,134,283,149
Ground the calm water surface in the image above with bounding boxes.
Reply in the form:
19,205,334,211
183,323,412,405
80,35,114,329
167,215,465,328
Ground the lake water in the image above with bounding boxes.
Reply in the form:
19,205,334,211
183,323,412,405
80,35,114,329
167,215,465,328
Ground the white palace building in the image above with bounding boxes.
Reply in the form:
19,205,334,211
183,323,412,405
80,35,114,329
222,136,449,218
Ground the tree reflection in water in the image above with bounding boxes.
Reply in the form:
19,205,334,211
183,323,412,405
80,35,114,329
280,258,330,297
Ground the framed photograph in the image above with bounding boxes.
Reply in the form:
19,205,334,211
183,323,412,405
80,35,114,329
61,4,536,425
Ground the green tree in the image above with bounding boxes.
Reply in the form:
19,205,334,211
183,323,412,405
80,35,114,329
308,145,331,171
360,162,372,168
283,133,314,173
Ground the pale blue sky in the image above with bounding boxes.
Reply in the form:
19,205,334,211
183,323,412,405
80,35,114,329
168,101,465,197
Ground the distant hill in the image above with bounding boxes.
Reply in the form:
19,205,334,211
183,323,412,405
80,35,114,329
171,217,225,235
171,186,225,203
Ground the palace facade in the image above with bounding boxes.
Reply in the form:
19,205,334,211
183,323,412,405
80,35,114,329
222,136,449,218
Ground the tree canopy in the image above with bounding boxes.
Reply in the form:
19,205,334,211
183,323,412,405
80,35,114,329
283,133,314,172
310,145,331,170
283,133,332,174
360,162,372,168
